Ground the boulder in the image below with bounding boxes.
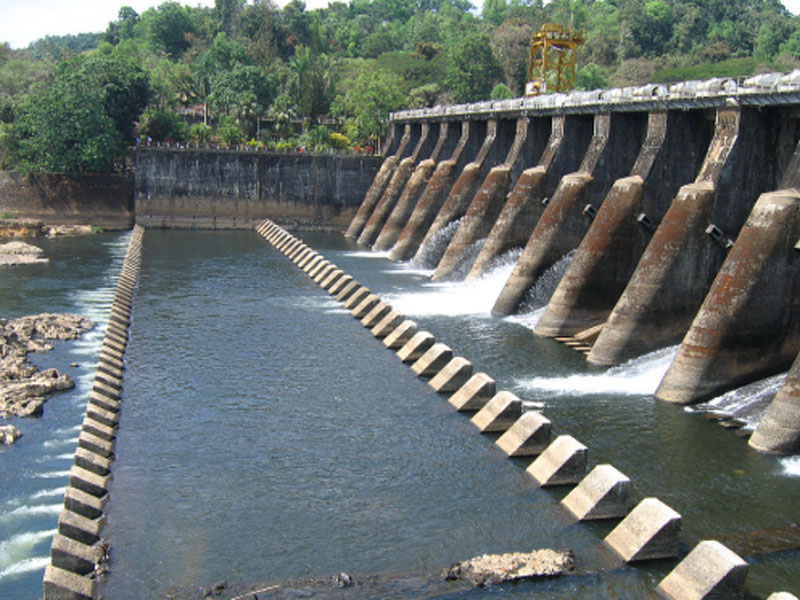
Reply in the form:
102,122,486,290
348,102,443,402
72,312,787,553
443,549,575,586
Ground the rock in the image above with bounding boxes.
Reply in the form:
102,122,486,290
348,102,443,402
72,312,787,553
0,241,48,266
1,313,93,418
332,572,354,588
442,549,575,586
0,424,22,445
45,225,96,237
0,217,44,238
203,580,227,596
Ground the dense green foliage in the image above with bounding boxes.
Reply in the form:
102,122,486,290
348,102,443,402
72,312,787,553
1,0,799,172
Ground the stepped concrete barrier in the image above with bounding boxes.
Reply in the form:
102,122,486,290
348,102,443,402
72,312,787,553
397,331,436,362
374,122,460,251
411,343,453,377
535,110,711,337
383,319,419,349
361,301,392,328
604,498,682,562
390,121,475,261
493,111,647,316
449,372,497,411
471,391,523,432
371,310,404,338
432,117,545,280
345,124,409,239
561,464,630,520
351,293,380,318
44,226,144,600
590,107,780,366
657,189,800,405
656,540,748,600
358,123,433,246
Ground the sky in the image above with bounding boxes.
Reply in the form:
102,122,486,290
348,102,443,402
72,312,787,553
1,0,800,50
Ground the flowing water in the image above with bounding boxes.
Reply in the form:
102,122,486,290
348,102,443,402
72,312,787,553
0,232,131,598
2,229,799,599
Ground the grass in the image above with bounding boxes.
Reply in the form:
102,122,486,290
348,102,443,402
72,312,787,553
1,212,17,219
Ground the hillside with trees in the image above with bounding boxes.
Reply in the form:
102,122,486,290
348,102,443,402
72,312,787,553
1,0,799,173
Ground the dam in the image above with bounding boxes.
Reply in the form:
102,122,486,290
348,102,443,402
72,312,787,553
0,73,799,599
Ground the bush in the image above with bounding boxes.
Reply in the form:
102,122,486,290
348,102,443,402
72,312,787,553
490,83,514,99
329,132,351,150
216,117,244,146
188,123,212,144
139,107,187,142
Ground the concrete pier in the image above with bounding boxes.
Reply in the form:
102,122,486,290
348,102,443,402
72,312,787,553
357,123,432,246
390,122,473,261
345,123,410,239
412,119,507,266
492,112,647,316
373,122,458,251
432,117,546,280
535,110,710,337
590,107,780,365
749,349,800,454
656,189,800,404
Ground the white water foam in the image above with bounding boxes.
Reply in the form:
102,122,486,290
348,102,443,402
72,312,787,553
518,345,680,397
0,529,57,574
32,470,72,479
0,556,51,580
688,373,786,430
30,487,67,500
0,504,62,523
385,249,520,317
342,250,392,259
781,456,800,477
411,218,463,269
43,436,79,448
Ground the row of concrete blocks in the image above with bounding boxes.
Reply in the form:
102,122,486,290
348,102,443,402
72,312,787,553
254,220,794,600
42,225,146,600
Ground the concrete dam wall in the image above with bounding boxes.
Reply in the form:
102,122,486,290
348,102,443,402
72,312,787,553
134,148,382,230
346,73,800,456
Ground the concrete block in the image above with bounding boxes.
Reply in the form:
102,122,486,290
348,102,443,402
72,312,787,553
604,497,682,562
297,251,318,269
371,310,403,338
335,280,361,302
313,264,337,284
43,564,94,600
77,431,114,458
88,391,120,414
86,405,119,428
361,301,392,328
656,540,748,600
429,357,473,392
321,269,345,290
561,464,630,520
69,464,111,498
526,435,588,486
495,411,552,457
92,380,120,401
64,487,105,520
290,244,308,260
303,255,324,273
397,331,435,363
73,448,112,478
471,391,523,432
449,372,496,411
351,293,380,319
50,534,103,575
308,260,330,278
344,286,371,309
328,274,353,295
94,373,122,390
82,418,116,442
383,319,418,349
411,343,453,377
57,509,104,546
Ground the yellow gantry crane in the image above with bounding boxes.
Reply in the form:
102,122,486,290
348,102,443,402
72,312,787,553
526,23,585,96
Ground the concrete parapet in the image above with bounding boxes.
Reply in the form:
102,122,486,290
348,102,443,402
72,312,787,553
656,540,748,600
397,330,435,362
371,310,404,338
471,391,523,432
749,350,800,454
429,356,473,392
351,293,380,318
561,464,630,520
328,274,353,295
410,342,453,377
383,319,418,349
361,301,392,328
449,372,496,411
343,286,371,309
495,411,552,457
525,434,588,486
604,497,682,562
43,565,94,600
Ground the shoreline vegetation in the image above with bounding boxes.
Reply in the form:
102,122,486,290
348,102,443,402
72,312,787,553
2,0,800,176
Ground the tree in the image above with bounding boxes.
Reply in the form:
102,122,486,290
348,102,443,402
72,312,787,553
103,7,140,45
136,2,194,58
287,45,337,123
490,82,513,99
445,29,502,103
331,68,403,146
490,19,533,96
209,64,278,136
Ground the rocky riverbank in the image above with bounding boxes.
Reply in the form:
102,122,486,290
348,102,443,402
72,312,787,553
0,240,49,266
0,313,94,443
